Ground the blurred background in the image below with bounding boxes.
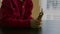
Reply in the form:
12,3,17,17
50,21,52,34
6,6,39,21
41,0,60,34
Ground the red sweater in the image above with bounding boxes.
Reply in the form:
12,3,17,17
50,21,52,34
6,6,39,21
0,0,33,28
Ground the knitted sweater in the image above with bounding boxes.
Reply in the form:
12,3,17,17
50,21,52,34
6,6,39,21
0,0,33,28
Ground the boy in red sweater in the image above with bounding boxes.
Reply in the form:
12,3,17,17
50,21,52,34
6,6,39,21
0,0,43,28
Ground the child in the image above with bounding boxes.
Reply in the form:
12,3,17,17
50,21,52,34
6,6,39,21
0,0,43,28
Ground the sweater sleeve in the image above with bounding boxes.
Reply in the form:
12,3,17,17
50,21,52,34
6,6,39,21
2,18,31,27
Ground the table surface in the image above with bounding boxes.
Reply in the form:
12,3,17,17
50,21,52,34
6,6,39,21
0,28,41,34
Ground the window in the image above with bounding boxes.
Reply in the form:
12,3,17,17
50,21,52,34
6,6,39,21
41,0,60,20
47,0,60,9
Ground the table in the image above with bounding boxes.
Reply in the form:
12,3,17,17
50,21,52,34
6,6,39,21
0,28,41,34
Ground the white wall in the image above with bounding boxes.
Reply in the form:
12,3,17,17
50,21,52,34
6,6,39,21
41,0,60,20
40,0,60,34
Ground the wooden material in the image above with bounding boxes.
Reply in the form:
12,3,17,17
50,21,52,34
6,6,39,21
32,0,40,19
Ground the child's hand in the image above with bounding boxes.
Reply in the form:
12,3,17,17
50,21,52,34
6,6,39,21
37,8,44,21
30,8,44,28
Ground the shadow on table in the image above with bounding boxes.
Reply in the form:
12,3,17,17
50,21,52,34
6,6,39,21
0,28,42,34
